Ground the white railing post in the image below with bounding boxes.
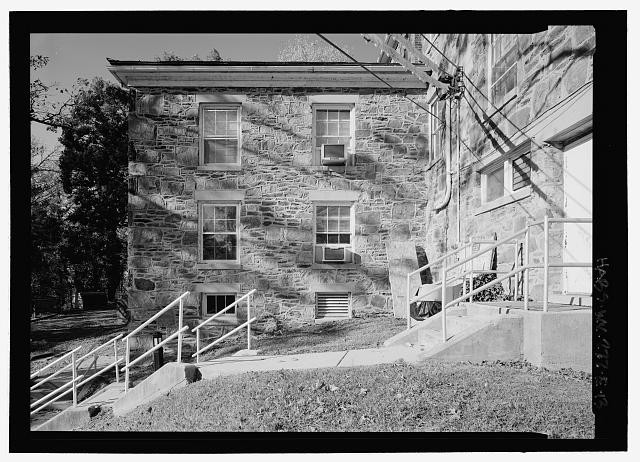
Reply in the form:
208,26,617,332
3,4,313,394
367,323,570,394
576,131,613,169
441,266,447,343
469,270,473,302
113,339,120,383
406,273,411,330
71,351,77,406
177,297,184,363
514,239,519,299
124,337,130,392
543,215,549,312
247,292,252,351
196,328,201,364
524,223,530,310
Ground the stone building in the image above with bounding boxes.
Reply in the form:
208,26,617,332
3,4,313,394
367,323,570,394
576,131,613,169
108,26,594,326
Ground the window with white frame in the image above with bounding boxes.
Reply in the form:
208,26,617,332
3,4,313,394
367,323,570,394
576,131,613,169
313,203,354,264
312,104,355,166
199,104,241,167
481,150,532,205
203,293,236,316
199,203,240,262
489,34,519,107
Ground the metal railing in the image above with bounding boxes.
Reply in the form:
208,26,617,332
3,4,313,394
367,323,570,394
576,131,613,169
120,291,190,392
30,334,122,416
192,289,257,363
405,215,592,342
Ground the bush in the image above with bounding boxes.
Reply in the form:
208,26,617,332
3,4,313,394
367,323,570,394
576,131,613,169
463,273,506,302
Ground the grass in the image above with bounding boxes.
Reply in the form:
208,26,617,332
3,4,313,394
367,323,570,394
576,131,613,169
80,359,593,437
199,315,406,361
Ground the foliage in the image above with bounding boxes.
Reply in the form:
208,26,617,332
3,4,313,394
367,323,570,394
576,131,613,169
31,137,69,299
57,77,130,300
277,34,351,62
30,55,73,131
154,49,222,61
463,272,507,302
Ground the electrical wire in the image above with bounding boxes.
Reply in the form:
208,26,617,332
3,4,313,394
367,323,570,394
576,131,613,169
420,34,458,70
316,33,444,123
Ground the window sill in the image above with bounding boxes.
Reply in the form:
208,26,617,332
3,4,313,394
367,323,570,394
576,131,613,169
311,263,359,270
195,262,242,270
475,186,531,216
197,164,241,171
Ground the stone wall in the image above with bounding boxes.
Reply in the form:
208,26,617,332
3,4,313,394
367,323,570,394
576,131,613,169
421,26,595,299
127,88,433,322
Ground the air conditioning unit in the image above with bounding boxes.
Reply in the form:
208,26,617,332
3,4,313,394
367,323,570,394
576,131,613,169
321,144,347,166
322,246,349,263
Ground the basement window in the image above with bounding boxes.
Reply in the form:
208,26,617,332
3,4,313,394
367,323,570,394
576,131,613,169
203,293,236,316
199,104,241,169
489,34,519,107
316,292,351,319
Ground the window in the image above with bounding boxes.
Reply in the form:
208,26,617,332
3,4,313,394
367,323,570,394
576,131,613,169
199,203,239,262
313,104,354,166
429,100,445,162
316,292,351,319
489,34,519,107
199,104,241,168
481,151,532,205
203,293,236,316
314,203,354,264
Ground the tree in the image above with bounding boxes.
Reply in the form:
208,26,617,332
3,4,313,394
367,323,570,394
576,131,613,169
30,55,73,130
277,34,351,62
31,137,69,301
154,49,222,61
57,77,130,302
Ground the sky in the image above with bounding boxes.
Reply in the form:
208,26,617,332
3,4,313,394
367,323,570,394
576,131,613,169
29,33,379,149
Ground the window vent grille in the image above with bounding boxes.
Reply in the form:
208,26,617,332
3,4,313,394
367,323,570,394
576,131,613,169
316,292,351,319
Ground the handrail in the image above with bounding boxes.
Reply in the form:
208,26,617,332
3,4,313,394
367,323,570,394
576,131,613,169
77,359,123,389
30,346,82,380
191,289,257,332
121,326,189,372
30,375,85,410
123,291,190,341
408,242,472,277
192,289,256,364
409,268,512,305
121,291,190,393
77,334,123,363
192,316,257,358
30,375,85,416
445,265,531,309
447,228,528,273
405,214,593,336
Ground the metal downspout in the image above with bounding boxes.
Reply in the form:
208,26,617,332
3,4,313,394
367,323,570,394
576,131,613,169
433,99,452,211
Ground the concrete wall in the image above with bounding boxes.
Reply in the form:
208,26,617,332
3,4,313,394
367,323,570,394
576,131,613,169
522,309,592,372
420,27,595,299
127,88,433,323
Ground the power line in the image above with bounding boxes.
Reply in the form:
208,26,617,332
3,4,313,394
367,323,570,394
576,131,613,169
316,33,444,123
420,34,458,71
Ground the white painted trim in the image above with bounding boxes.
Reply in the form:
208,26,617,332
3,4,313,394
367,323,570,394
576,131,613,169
475,186,531,215
308,95,359,104
192,283,241,293
195,94,246,104
197,201,241,265
311,103,356,166
199,103,242,168
308,190,359,202
194,190,245,202
312,202,356,265
310,283,356,293
107,63,432,89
